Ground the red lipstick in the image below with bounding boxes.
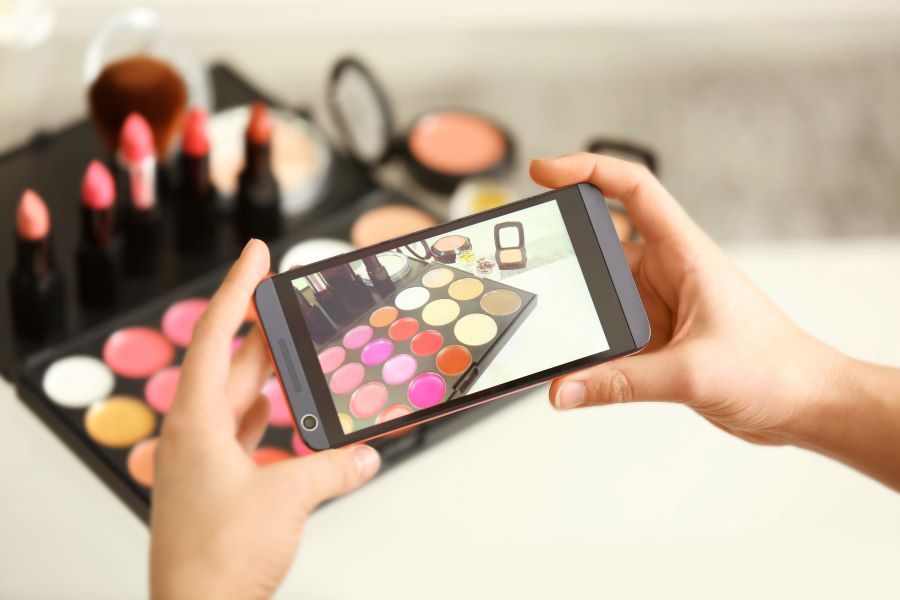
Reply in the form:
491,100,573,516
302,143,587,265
9,189,65,339
119,112,161,276
236,102,280,242
78,161,121,308
175,108,218,254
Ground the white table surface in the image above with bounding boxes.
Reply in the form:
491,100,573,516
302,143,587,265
2,238,899,599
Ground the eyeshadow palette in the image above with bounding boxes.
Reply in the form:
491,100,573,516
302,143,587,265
305,262,537,433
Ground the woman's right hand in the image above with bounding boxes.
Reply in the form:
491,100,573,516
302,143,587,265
531,154,858,449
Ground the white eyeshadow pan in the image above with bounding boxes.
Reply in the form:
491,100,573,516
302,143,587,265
394,286,430,311
42,355,115,408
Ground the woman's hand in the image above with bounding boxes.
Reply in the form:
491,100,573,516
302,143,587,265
532,153,845,446
150,240,381,599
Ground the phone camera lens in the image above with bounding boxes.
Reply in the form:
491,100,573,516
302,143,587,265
301,414,318,431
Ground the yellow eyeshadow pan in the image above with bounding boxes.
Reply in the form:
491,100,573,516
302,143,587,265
84,395,157,448
447,277,484,301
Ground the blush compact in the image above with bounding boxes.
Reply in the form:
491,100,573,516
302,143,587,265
327,57,514,194
430,234,472,264
494,221,527,270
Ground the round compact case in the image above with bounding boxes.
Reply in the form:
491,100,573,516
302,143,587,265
327,57,514,194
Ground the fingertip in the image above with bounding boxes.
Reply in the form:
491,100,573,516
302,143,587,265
350,445,381,482
554,380,586,410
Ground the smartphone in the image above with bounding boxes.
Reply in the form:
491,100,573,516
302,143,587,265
255,183,650,450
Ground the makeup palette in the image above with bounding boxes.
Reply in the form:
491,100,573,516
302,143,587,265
303,261,537,433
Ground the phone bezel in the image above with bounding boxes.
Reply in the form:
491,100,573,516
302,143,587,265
255,183,650,450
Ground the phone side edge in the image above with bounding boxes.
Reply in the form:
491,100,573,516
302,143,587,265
577,182,651,350
254,278,331,450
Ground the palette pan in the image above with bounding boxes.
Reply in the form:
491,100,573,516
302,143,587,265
305,261,537,433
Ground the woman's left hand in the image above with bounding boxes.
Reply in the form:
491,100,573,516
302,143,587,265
150,239,381,599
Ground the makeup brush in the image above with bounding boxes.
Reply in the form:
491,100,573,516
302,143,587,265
119,112,162,276
236,102,281,242
78,160,121,307
175,108,217,253
8,189,65,339
88,55,188,157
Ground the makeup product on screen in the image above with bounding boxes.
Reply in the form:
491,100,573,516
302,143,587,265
361,255,395,298
474,256,497,279
307,273,353,326
209,105,333,218
350,202,437,248
295,287,335,344
494,221,527,270
236,102,281,242
328,57,513,193
302,262,537,433
449,178,516,219
321,264,375,314
430,235,472,264
175,108,217,253
87,55,188,156
9,190,65,339
119,113,162,276
78,161,121,307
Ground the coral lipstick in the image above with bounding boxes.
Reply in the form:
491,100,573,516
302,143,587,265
236,102,280,242
175,108,218,253
8,189,65,339
119,112,161,275
78,161,121,308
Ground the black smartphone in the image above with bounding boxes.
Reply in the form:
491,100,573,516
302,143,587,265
255,183,650,450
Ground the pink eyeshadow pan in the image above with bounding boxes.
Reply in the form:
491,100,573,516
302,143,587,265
330,362,365,395
262,377,293,427
350,382,388,419
407,372,446,409
103,327,174,378
318,346,346,375
376,403,413,424
343,325,374,350
161,298,208,347
381,354,417,386
360,338,393,366
144,366,181,414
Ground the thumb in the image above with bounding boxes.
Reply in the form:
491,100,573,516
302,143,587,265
548,350,690,409
269,445,381,512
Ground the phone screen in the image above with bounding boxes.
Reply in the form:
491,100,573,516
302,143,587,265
277,186,637,444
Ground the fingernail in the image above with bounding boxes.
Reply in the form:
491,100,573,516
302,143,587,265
352,445,381,480
555,381,586,409
532,156,557,161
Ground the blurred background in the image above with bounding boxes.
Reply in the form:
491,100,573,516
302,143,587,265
2,1,899,598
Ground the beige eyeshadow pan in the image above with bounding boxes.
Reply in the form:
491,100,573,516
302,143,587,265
479,289,522,316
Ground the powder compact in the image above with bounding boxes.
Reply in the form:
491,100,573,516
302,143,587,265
327,57,514,193
430,234,472,264
494,221,527,269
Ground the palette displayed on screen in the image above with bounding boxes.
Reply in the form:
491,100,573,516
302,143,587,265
291,199,609,434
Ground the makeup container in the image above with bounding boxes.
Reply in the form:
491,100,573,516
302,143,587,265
307,261,537,432
361,255,396,298
328,57,514,194
321,264,375,314
78,161,121,308
430,235,472,265
494,221,527,270
474,256,498,279
119,112,162,276
175,108,218,254
236,102,281,242
8,190,65,339
307,272,354,327
349,197,438,248
210,105,334,218
449,178,516,219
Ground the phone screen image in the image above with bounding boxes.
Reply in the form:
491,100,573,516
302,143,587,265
283,189,635,443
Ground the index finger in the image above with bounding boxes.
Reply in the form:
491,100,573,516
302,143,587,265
178,240,271,411
530,153,694,242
